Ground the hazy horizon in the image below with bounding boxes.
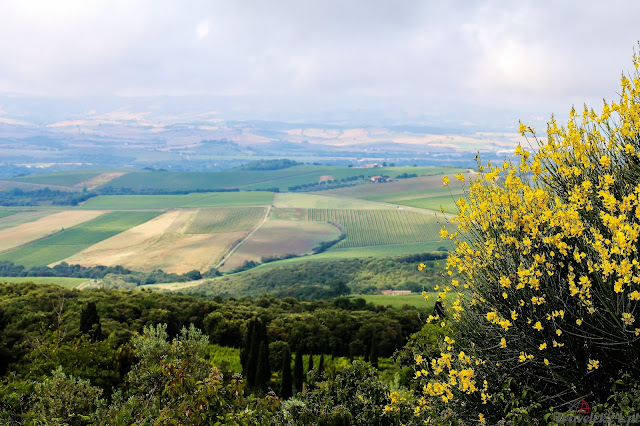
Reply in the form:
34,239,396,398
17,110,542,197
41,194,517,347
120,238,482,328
1,1,639,132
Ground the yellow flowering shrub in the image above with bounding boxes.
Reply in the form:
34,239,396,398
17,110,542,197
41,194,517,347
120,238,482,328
415,51,640,423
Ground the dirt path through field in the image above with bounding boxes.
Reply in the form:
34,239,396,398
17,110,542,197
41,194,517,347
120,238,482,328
215,205,272,269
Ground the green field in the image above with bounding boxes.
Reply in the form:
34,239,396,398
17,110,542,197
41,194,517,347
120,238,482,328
11,170,107,187
0,211,160,267
320,172,468,210
395,194,463,214
304,208,448,248
310,241,451,259
354,293,437,311
100,166,326,191
273,193,394,209
209,344,242,372
0,276,89,288
186,207,266,234
79,191,274,210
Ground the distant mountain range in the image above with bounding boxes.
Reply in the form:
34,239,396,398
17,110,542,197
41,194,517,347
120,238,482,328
0,116,522,177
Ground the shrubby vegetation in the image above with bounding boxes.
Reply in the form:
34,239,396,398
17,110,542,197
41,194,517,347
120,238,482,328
186,252,448,300
0,281,427,423
0,187,97,206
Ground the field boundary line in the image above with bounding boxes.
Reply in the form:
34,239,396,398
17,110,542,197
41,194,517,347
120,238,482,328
215,205,272,269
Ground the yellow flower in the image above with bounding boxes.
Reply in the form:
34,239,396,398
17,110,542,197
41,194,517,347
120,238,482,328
415,355,424,364
539,342,547,350
556,329,562,336
499,276,511,288
500,337,506,348
622,312,635,326
576,318,583,326
442,175,450,187
455,173,465,182
587,359,600,370
544,358,550,366
533,321,543,331
479,413,486,424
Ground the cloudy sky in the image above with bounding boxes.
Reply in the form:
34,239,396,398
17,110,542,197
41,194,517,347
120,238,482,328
0,0,639,129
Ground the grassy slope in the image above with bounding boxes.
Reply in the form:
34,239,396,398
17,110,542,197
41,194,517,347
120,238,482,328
11,170,109,187
0,211,160,267
354,293,437,311
395,194,462,214
0,276,88,288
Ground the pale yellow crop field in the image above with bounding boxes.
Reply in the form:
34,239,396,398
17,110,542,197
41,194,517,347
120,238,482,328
60,209,245,274
0,210,106,253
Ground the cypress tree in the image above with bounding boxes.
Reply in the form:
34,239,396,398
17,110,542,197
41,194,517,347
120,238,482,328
293,347,304,394
370,334,379,369
280,345,292,399
240,319,256,374
307,351,314,374
254,339,271,392
318,353,325,373
79,302,102,341
245,321,260,388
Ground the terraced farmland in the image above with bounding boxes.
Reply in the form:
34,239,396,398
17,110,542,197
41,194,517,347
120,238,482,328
186,207,267,234
0,211,160,267
303,208,447,248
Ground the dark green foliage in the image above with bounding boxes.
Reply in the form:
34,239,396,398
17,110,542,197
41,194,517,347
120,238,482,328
79,301,102,341
0,260,205,284
244,321,259,388
307,351,314,374
185,269,202,280
0,187,97,206
318,353,325,373
254,340,271,392
369,334,379,369
396,172,418,179
239,159,301,171
280,346,292,400
0,282,426,423
286,361,413,425
294,347,304,394
28,366,103,425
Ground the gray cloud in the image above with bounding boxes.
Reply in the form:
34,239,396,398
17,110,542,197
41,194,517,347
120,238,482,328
0,0,638,127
